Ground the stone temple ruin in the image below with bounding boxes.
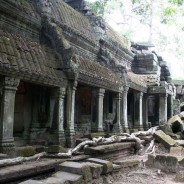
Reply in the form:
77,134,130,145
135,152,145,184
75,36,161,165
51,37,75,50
0,0,179,156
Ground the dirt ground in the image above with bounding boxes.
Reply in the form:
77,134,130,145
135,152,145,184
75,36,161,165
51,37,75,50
104,145,184,184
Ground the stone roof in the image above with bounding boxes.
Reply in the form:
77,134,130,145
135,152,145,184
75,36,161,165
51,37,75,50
0,30,65,86
127,71,147,92
105,24,129,50
78,56,123,91
49,0,96,43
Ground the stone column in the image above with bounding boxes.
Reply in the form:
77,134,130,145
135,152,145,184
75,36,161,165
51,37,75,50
96,88,105,132
122,86,129,132
143,94,149,130
113,92,122,133
134,92,143,129
167,95,173,119
53,87,66,145
159,93,168,124
65,81,77,147
0,77,19,155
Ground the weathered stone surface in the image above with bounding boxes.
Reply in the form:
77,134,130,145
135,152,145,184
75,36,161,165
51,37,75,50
113,159,140,168
0,159,63,183
19,180,44,184
178,157,184,166
16,146,36,157
154,155,178,172
153,130,176,148
112,164,121,172
42,177,69,184
84,142,135,155
58,161,92,182
0,153,8,160
52,171,83,184
169,146,183,156
146,154,155,166
175,171,184,182
47,145,67,154
176,140,184,146
82,162,103,179
86,158,113,174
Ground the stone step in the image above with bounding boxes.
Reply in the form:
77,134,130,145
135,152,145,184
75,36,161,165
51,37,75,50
52,171,83,184
84,142,135,161
19,180,44,184
58,161,92,182
0,159,63,183
86,158,113,174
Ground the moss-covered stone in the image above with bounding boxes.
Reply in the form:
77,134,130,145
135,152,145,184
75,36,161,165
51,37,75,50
153,130,177,148
47,145,67,154
16,146,36,157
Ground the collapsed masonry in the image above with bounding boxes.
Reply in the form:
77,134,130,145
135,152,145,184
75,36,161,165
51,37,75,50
0,0,176,156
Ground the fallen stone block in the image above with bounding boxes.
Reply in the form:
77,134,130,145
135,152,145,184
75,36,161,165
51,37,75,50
19,180,44,184
153,130,176,148
175,171,184,182
53,171,83,184
86,158,113,174
154,154,178,172
146,154,155,166
58,161,92,182
176,140,184,146
169,146,183,156
83,162,103,179
113,159,140,168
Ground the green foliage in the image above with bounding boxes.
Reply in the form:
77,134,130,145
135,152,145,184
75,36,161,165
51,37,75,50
168,0,183,5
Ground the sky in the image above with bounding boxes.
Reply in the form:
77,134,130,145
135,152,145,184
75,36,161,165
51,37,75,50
86,0,184,80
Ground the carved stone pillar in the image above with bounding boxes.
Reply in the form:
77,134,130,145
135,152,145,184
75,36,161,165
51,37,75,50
134,92,143,129
122,86,129,131
96,88,105,132
159,93,168,124
53,87,66,145
0,77,19,155
113,92,122,133
143,94,149,130
65,81,77,147
167,94,173,119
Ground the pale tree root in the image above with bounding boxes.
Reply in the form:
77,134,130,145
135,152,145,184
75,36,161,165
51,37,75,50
0,152,47,168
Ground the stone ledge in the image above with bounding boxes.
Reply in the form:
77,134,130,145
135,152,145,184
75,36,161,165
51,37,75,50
84,142,135,155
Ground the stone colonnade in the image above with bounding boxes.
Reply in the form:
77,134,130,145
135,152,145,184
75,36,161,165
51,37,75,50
0,76,172,152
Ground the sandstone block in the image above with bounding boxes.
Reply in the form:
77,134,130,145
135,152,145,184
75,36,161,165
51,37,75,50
153,130,176,148
42,177,69,184
53,171,83,184
154,155,178,172
58,161,92,182
86,158,113,174
169,146,183,156
146,154,155,166
83,162,103,179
